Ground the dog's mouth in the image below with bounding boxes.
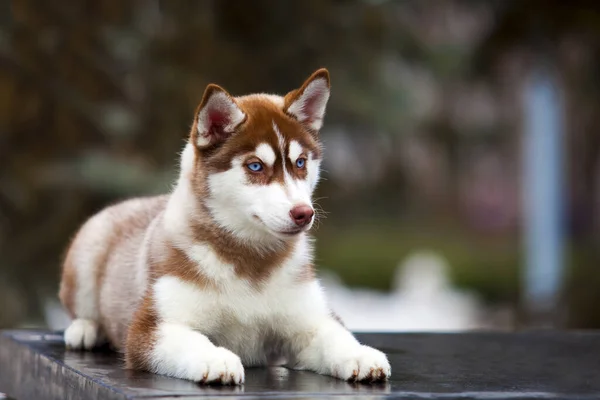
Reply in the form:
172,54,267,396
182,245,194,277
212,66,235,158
277,228,304,236
252,215,306,237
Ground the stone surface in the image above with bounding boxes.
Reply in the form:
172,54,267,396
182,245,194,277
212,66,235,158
1,330,600,399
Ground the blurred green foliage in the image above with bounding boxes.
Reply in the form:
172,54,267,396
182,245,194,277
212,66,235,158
316,222,520,304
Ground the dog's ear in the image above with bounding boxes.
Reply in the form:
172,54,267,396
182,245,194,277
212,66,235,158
192,84,246,148
284,68,331,133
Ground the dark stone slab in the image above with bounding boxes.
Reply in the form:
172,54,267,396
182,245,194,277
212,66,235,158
1,330,600,399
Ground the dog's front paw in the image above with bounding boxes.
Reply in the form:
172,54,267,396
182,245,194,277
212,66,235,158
190,347,245,385
64,319,100,350
333,345,391,382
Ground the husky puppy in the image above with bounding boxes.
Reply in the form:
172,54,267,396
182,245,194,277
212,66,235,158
59,69,391,385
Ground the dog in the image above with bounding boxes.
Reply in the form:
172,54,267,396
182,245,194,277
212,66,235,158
58,68,391,385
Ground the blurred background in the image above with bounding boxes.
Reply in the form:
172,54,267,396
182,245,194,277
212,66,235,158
1,0,599,332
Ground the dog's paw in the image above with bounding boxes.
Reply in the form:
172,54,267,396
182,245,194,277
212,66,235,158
333,345,391,382
191,347,245,385
64,319,99,350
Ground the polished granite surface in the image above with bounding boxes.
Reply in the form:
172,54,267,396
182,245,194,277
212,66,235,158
1,329,600,399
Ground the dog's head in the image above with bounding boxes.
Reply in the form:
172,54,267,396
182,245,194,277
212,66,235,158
182,69,330,243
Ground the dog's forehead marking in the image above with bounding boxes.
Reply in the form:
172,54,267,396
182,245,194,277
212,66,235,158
272,121,295,193
272,121,286,156
255,143,276,166
288,140,303,161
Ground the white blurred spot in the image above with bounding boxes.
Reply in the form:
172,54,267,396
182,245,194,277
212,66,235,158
321,250,494,332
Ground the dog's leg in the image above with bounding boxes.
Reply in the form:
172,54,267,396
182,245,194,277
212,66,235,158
289,317,391,382
125,297,244,385
60,240,105,350
64,319,102,350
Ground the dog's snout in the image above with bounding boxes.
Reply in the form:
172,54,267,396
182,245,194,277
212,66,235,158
289,205,314,227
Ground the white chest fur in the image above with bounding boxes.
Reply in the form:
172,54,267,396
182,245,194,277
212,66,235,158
152,238,329,366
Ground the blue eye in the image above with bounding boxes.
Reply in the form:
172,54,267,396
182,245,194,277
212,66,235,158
296,158,306,168
247,162,263,172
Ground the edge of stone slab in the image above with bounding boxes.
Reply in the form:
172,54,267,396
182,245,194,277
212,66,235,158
0,330,128,400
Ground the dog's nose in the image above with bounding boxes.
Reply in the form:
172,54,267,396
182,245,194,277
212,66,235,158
290,205,314,227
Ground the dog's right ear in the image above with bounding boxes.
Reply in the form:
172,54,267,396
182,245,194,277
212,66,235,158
284,68,330,133
191,84,246,148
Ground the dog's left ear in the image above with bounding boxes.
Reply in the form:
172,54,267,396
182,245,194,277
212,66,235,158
284,68,330,132
192,84,247,148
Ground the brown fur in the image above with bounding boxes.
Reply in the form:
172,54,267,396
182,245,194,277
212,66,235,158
200,95,322,175
97,196,170,347
191,222,296,284
297,263,316,283
125,293,158,370
59,197,167,321
331,311,346,327
181,93,322,284
147,222,214,289
58,249,77,318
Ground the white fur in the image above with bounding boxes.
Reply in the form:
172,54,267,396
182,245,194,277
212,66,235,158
164,144,292,246
133,216,159,293
151,239,328,365
151,240,391,380
205,157,276,243
178,143,196,176
163,144,202,244
272,122,295,189
288,140,303,162
202,122,321,241
64,318,99,350
255,143,276,167
206,156,313,240
276,126,321,200
71,212,116,320
153,238,318,333
307,158,321,192
293,318,391,381
286,78,330,131
188,243,236,282
273,121,286,156
196,91,246,147
150,322,244,384
274,122,319,202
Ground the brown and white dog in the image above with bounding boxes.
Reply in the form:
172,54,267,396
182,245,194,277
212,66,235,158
58,69,391,385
